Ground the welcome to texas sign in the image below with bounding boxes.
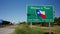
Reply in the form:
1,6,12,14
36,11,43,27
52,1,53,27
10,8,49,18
27,6,54,22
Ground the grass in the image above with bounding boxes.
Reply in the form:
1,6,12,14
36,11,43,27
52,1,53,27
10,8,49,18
12,24,60,34
40,25,60,34
12,24,44,34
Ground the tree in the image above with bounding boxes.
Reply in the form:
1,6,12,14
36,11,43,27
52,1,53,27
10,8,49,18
58,17,60,24
54,17,60,25
54,17,58,23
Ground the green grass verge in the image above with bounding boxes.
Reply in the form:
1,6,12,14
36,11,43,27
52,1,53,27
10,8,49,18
12,24,44,34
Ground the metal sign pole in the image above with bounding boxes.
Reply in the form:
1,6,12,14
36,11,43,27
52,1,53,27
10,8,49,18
30,22,32,28
49,22,51,34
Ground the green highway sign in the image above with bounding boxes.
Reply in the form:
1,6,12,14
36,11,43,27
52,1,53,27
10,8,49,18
27,6,54,22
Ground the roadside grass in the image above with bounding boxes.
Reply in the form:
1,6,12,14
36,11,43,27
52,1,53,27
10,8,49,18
51,26,60,34
12,24,60,34
12,24,44,34
40,25,60,34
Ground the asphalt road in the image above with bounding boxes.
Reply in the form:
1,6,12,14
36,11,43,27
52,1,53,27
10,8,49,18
0,25,15,34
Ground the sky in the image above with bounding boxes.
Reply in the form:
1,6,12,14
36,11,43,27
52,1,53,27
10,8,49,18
0,0,60,23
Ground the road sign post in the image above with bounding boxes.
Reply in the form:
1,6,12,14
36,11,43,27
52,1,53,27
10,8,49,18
27,6,54,34
30,22,32,28
49,22,51,34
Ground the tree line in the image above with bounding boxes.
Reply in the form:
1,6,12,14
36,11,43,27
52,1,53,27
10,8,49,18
20,17,60,26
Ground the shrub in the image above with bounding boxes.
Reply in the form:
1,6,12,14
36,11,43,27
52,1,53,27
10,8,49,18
12,24,44,34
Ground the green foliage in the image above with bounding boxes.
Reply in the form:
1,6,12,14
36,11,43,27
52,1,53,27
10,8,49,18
12,24,44,34
54,17,60,24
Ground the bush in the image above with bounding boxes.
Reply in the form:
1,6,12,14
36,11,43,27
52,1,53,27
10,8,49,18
12,24,44,34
